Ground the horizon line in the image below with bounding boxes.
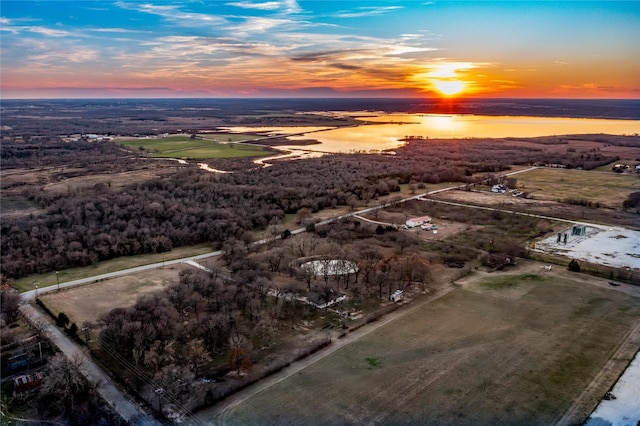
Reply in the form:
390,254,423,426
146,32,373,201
2,96,639,101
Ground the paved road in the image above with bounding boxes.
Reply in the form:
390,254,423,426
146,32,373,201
19,304,161,426
21,251,223,300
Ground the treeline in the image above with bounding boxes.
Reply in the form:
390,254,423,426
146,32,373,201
0,137,128,169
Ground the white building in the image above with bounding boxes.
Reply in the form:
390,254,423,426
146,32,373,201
405,216,431,228
491,184,507,193
390,289,403,302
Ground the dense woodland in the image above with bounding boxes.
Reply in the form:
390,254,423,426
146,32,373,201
0,134,629,279
92,218,444,413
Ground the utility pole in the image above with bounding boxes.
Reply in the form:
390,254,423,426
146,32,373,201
56,271,60,291
155,388,164,413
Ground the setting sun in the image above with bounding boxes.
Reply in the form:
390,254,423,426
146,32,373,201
433,80,465,96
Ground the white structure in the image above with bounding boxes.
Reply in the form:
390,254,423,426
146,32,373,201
390,289,403,302
301,259,358,276
307,293,347,309
491,184,508,193
405,216,431,228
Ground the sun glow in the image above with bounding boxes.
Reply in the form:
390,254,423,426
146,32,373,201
411,63,477,97
433,80,465,96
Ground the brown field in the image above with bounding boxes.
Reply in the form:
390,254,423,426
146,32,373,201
213,261,640,426
40,168,174,195
38,264,189,324
0,161,179,205
430,188,640,230
511,167,640,208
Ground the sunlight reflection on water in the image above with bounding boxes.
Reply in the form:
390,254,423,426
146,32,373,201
226,113,639,154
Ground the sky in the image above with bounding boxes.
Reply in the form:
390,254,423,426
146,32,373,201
1,1,639,99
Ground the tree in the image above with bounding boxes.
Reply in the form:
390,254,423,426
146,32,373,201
623,191,640,213
0,284,21,324
298,262,315,291
228,334,252,374
56,312,70,328
38,353,92,419
296,207,312,225
265,247,285,272
184,339,211,376
568,259,581,272
67,322,78,337
358,247,382,287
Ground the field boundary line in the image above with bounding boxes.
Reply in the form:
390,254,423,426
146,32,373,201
554,318,640,426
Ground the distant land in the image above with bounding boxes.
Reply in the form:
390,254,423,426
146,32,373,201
2,98,639,121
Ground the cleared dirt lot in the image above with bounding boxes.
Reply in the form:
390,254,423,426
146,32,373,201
215,260,640,425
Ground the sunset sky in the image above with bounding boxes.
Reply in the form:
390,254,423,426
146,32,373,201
1,1,639,99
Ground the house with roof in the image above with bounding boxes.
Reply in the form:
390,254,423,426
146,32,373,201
13,372,43,394
405,216,431,228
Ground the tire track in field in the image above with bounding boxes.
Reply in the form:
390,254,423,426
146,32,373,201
365,343,491,425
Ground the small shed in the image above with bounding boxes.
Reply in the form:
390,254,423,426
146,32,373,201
572,225,587,236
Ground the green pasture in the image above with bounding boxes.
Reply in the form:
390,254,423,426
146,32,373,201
118,135,269,159
0,196,40,214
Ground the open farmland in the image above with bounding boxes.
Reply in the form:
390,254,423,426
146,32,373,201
117,135,270,159
38,264,189,324
213,261,640,425
511,167,640,208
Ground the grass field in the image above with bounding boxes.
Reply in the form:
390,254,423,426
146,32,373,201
14,243,213,292
38,264,189,325
216,264,640,425
117,135,270,159
0,196,40,214
514,168,640,207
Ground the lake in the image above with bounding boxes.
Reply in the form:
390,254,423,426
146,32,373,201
281,114,640,153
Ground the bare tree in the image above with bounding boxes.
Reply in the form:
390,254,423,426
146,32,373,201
0,284,22,324
38,353,92,418
183,339,211,376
